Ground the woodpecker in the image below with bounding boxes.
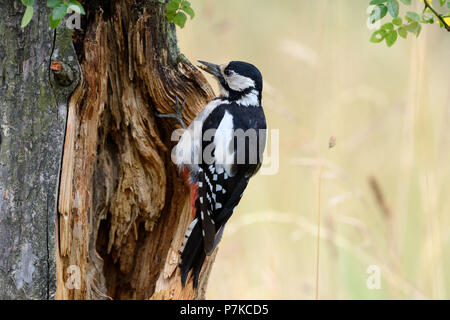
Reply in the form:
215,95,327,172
159,60,267,288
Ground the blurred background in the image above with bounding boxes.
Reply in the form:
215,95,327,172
179,0,450,299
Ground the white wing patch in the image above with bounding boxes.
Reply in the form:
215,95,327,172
214,110,235,177
174,99,228,174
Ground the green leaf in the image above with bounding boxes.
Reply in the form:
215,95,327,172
68,0,85,15
172,11,187,28
370,4,388,23
400,0,411,5
392,17,402,25
381,22,394,31
21,5,34,28
415,24,422,37
52,3,68,20
422,14,434,24
49,12,61,29
21,0,34,6
398,26,407,38
182,6,195,19
440,0,446,6
166,11,176,21
405,11,421,22
404,21,421,36
166,0,181,12
387,0,399,18
385,30,398,47
405,21,420,33
46,0,60,8
164,0,194,26
370,29,387,43
370,0,386,4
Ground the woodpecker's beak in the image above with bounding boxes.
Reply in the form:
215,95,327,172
198,60,222,79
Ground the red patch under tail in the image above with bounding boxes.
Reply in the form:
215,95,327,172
181,168,197,219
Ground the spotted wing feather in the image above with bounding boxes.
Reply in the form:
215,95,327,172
196,169,216,255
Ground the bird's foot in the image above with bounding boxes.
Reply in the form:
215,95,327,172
155,94,187,129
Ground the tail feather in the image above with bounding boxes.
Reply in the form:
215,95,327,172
179,220,205,288
191,245,207,288
179,174,250,288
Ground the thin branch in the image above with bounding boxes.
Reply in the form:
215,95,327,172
424,0,450,32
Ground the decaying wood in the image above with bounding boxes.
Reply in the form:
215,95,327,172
56,0,216,299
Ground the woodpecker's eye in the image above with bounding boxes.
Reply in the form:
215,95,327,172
224,69,231,77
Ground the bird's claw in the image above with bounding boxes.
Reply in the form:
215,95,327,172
156,94,187,129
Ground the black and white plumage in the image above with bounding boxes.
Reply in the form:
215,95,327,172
174,60,267,288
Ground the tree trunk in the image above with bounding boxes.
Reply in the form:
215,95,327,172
0,0,78,299
55,0,216,300
1,0,216,300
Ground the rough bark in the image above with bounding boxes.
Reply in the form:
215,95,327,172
0,0,79,299
55,0,216,300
